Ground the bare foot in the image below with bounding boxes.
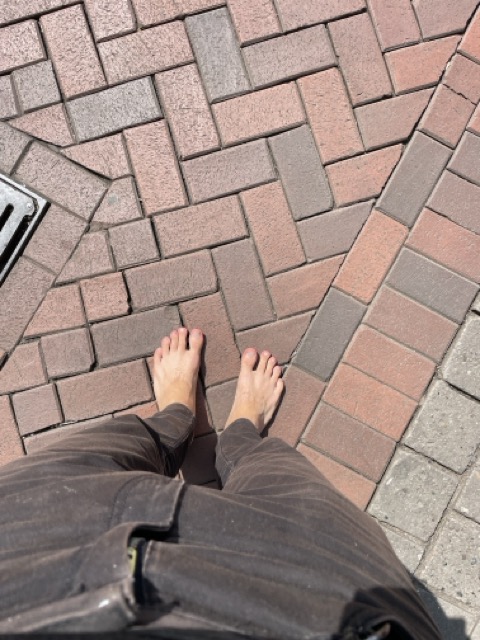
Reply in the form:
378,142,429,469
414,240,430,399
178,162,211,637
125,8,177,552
226,348,284,432
153,327,203,414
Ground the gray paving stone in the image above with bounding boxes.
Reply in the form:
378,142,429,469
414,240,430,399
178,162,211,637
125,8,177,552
377,132,451,227
381,526,425,573
418,514,480,609
404,380,480,473
427,170,480,235
185,8,249,102
0,75,16,119
416,587,477,640
269,125,332,220
449,132,480,187
0,121,29,174
473,292,480,313
297,201,372,260
294,288,365,380
387,249,478,323
368,448,458,541
67,77,161,142
456,463,480,525
443,315,480,400
12,60,60,112
471,621,480,640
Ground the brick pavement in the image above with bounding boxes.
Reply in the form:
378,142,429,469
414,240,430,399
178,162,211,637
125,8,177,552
1,1,480,636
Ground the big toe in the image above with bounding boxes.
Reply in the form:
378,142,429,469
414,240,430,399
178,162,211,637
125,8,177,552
241,348,257,372
189,328,204,353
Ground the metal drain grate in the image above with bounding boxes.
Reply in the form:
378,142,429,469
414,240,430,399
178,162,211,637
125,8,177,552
0,172,49,286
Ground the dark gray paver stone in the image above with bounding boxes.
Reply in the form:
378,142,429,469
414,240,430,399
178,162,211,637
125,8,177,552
368,448,458,541
377,132,451,226
418,514,480,609
67,77,161,142
449,131,480,186
387,249,478,323
404,380,480,473
0,121,29,174
427,170,480,235
269,125,332,220
294,288,365,380
442,315,480,399
185,8,249,102
456,462,480,525
297,201,372,260
381,526,425,573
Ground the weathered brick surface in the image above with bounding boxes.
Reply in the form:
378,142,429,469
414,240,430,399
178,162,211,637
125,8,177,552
387,249,478,323
126,251,217,310
243,25,336,89
382,528,425,574
326,146,402,208
93,178,142,226
154,196,246,257
15,143,107,220
13,104,73,147
386,36,460,93
269,126,332,219
183,139,275,203
468,104,480,133
323,364,417,440
294,288,365,381
25,285,85,337
63,135,130,180
367,0,420,50
180,432,218,485
155,65,219,159
0,75,16,119
40,6,105,98
268,257,343,319
456,463,480,524
23,416,113,454
419,85,475,148
0,20,44,73
92,307,180,366
355,89,433,151
57,360,152,421
124,121,186,215
0,343,46,394
131,0,224,27
214,83,304,146
115,401,158,420
304,403,395,481
407,208,480,283
227,0,280,44
334,210,408,304
180,293,240,386
241,182,305,276
298,69,363,164
13,384,62,435
80,273,129,322
185,8,249,102
365,287,458,362
442,315,480,401
275,0,365,31
110,219,159,268
0,396,24,467
0,0,78,25
99,23,192,85
12,60,60,112
427,170,480,235
206,379,237,431
377,132,451,227
41,328,93,378
460,9,480,62
57,232,113,284
84,0,135,41
413,0,478,38
268,366,325,447
449,130,480,186
329,13,392,105
212,240,273,330
68,78,161,142
0,122,29,174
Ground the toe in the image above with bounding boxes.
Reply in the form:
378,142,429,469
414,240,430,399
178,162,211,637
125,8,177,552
189,328,204,352
161,336,171,354
178,327,188,351
257,350,270,373
170,329,179,351
241,348,257,371
154,347,163,365
274,378,284,400
266,356,277,375
272,365,282,380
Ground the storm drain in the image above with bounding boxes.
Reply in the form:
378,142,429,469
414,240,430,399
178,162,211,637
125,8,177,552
0,172,49,286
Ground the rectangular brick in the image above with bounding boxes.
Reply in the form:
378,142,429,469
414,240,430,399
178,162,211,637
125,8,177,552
206,379,237,431
385,36,460,93
0,20,44,73
109,219,159,268
67,78,161,142
269,125,332,219
274,0,365,31
131,0,224,27
0,122,29,174
298,68,362,164
13,383,62,435
180,293,239,386
212,239,273,330
329,13,392,105
419,85,475,148
80,273,129,322
155,65,219,159
57,232,114,283
468,104,480,134
57,360,152,421
367,0,420,50
25,284,85,337
243,25,335,88
444,53,480,104
413,0,477,38
154,196,246,257
268,257,343,318
449,131,480,186
125,251,217,310
99,23,192,85
41,328,93,377
227,0,280,44
183,139,275,203
63,136,130,180
334,210,408,304
115,401,158,420
185,8,249,102
12,60,60,112
294,288,365,380
377,132,451,227
0,75,16,119
304,403,395,481
427,170,480,235
460,8,480,62
40,6,105,98
324,363,417,440
23,416,112,454
93,178,142,226
0,343,46,394
0,396,23,467
355,89,433,151
326,145,402,208
84,0,135,41
387,248,478,323
124,120,186,215
12,103,74,148
240,182,305,276
92,307,180,366
0,0,77,25
268,366,325,447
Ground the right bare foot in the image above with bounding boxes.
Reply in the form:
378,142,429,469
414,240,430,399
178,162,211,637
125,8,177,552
225,348,284,432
